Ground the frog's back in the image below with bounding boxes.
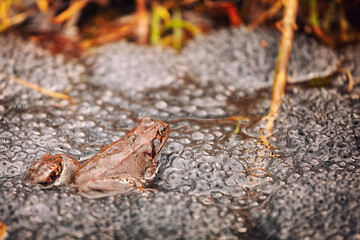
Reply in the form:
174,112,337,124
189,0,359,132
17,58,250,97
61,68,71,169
73,117,169,185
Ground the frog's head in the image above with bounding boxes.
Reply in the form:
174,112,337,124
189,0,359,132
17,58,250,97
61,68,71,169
135,117,170,183
152,119,170,155
139,116,170,156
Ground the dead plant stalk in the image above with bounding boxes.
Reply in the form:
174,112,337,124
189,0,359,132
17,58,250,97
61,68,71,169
264,0,298,133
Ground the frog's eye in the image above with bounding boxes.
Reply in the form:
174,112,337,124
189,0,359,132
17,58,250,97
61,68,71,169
158,126,167,136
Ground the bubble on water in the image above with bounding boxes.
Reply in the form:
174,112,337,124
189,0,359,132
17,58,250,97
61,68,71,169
0,131,12,138
167,106,181,114
74,131,85,138
170,157,188,169
69,149,82,156
5,164,21,176
192,131,205,141
166,142,184,153
155,101,168,109
159,111,169,118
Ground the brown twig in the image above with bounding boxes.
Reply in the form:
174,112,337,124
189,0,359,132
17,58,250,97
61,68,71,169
262,0,298,133
53,0,89,24
136,0,149,44
247,0,283,31
80,21,136,48
2,72,77,104
203,0,242,26
346,70,354,91
308,0,334,46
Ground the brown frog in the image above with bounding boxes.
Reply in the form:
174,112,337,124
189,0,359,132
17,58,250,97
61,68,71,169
26,116,170,198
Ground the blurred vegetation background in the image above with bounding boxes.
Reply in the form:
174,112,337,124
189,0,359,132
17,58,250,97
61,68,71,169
0,0,359,54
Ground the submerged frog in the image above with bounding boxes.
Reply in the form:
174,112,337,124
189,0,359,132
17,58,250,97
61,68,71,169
26,116,170,198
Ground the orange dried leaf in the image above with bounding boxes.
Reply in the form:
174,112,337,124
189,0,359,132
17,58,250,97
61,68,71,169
36,0,49,12
0,221,7,240
260,40,267,47
225,5,242,26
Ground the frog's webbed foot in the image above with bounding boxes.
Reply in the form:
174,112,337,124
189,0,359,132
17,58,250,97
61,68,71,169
26,153,79,188
77,175,152,199
132,187,158,194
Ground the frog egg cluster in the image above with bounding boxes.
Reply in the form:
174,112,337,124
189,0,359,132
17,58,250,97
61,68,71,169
276,87,360,174
0,34,85,102
83,41,187,95
85,27,339,97
158,121,289,210
257,172,360,240
1,179,255,239
181,27,339,93
255,85,360,239
0,29,359,239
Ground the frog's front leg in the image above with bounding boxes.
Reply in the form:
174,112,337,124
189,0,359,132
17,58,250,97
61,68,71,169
26,153,80,188
77,175,149,198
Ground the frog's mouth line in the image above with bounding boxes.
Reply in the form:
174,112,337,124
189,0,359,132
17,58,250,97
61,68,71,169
151,140,157,159
150,139,165,159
